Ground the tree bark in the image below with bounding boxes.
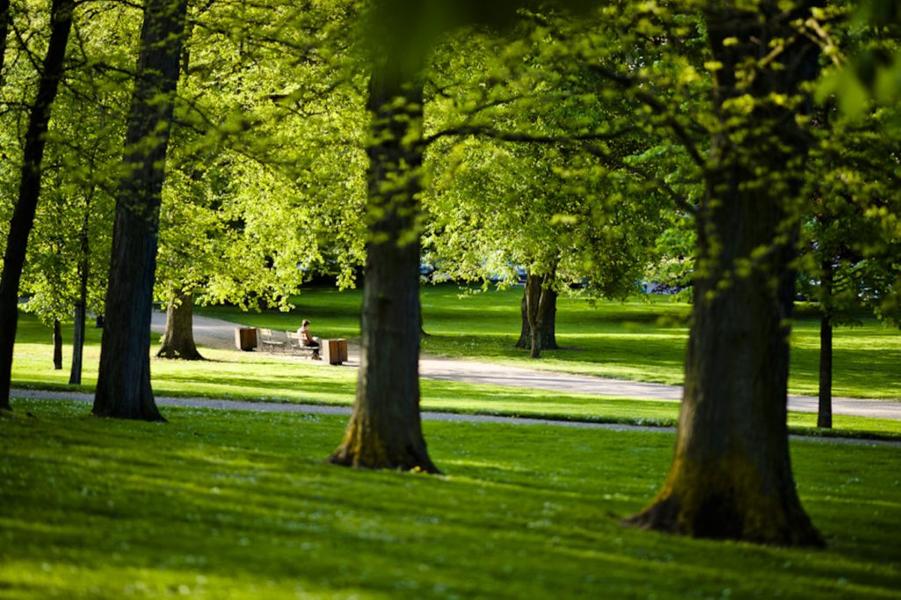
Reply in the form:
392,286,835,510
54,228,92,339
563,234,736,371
68,204,90,385
526,275,543,359
156,290,203,360
93,0,188,421
627,2,823,546
516,274,558,353
817,314,833,429
0,0,74,410
329,69,437,473
52,319,63,369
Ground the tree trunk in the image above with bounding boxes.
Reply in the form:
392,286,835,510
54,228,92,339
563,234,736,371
68,205,90,385
817,256,834,428
627,2,823,546
517,274,558,352
518,273,558,358
0,0,74,410
93,0,188,421
69,300,86,384
156,290,203,360
52,319,63,369
329,69,437,473
526,275,543,359
817,314,833,429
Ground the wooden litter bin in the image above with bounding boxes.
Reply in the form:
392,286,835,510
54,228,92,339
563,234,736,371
321,338,348,365
235,327,258,351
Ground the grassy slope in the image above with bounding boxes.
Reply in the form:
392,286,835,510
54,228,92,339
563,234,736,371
199,284,901,400
10,315,901,437
1,399,899,599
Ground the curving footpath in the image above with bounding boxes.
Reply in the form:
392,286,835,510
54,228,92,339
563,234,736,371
11,388,901,448
149,312,901,421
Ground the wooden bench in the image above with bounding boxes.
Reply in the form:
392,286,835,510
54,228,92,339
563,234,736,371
258,328,287,352
257,328,320,359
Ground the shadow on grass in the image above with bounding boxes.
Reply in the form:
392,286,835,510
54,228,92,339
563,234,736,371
5,400,899,598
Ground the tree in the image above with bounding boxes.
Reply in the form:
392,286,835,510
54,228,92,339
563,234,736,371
0,0,75,409
329,60,438,471
93,0,189,420
5,2,130,386
800,103,901,428
422,19,676,358
627,1,824,545
330,0,606,469
153,0,367,359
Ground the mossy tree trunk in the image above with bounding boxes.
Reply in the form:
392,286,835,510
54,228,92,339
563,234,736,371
0,0,74,410
516,274,558,354
157,290,203,360
329,69,437,473
93,0,188,421
627,1,823,546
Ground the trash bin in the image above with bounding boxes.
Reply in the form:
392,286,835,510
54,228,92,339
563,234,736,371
322,339,348,365
235,327,258,351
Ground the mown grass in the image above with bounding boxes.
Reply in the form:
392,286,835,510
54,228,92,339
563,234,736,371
10,314,901,438
199,284,901,400
1,399,899,599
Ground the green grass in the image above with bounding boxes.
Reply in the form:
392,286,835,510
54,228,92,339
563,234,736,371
1,399,899,598
200,284,901,400
10,313,901,438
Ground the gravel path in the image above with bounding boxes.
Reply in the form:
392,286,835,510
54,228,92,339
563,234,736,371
151,312,901,421
12,388,900,447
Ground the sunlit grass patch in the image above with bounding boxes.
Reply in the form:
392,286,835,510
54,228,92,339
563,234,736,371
1,399,899,598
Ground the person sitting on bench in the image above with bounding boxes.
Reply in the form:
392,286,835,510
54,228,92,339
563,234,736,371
299,320,320,350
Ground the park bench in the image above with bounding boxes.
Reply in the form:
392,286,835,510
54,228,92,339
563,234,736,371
286,331,320,359
258,328,287,352
255,328,322,360
257,328,319,358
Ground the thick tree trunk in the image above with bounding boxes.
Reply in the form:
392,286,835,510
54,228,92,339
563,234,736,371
627,2,822,546
52,319,63,369
157,290,203,360
0,0,74,410
329,70,437,473
93,0,188,421
68,206,90,385
517,280,558,351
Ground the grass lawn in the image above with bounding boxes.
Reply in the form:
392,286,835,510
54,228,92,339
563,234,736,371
1,399,899,598
10,314,901,439
199,284,901,400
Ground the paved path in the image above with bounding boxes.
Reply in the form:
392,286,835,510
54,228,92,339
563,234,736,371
12,389,900,447
151,313,901,421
